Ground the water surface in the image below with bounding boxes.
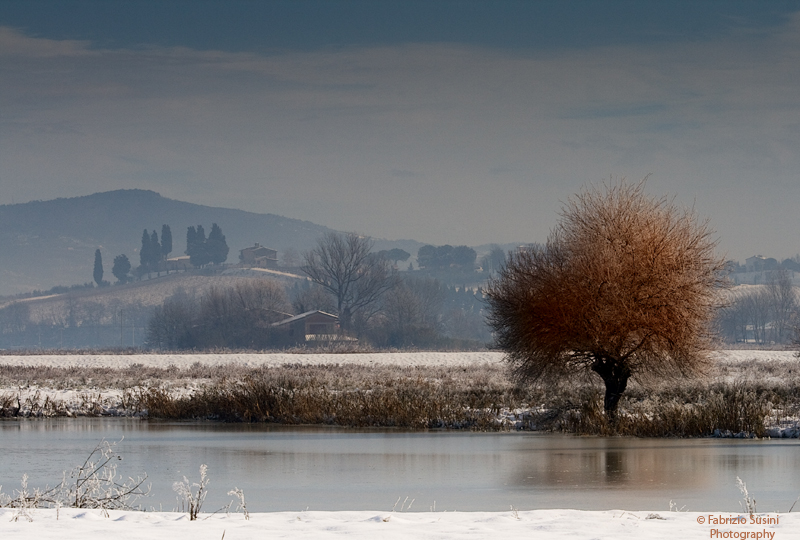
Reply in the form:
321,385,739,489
1,419,798,513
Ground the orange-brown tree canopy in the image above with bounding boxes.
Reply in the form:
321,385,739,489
486,181,725,415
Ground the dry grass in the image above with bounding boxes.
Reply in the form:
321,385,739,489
0,359,798,436
138,364,521,429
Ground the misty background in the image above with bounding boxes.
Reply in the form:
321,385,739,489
2,1,800,264
2,2,800,351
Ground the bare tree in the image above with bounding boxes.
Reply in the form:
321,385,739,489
767,269,799,343
719,278,799,345
147,279,290,350
486,181,725,420
302,232,398,332
379,277,446,346
291,284,337,315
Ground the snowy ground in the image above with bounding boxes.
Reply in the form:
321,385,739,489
2,351,798,538
0,349,794,369
0,351,505,368
1,350,798,421
0,508,793,540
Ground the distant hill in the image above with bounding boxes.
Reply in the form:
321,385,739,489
0,190,424,296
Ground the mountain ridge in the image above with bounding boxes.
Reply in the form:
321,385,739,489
0,189,424,295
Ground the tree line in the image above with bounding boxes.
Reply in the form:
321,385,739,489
147,280,290,350
92,223,229,285
143,231,492,350
717,269,800,345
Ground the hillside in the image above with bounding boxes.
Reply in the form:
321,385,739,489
0,190,424,295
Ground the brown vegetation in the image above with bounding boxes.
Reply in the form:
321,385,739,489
146,279,291,350
487,181,725,420
2,358,800,437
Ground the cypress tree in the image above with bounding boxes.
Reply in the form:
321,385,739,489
150,230,161,273
161,224,172,260
140,229,151,270
93,248,103,286
112,254,131,283
188,225,210,267
207,223,229,264
186,226,197,258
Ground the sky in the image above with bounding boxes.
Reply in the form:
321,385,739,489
2,1,800,263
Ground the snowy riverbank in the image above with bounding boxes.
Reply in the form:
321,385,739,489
0,351,505,368
2,350,799,433
0,508,792,540
0,349,795,369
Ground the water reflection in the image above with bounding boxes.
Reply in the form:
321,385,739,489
1,419,799,512
514,443,713,490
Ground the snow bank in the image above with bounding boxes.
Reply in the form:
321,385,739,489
0,508,792,540
0,351,506,369
1,350,796,370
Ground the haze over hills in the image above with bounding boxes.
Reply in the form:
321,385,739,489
0,190,425,296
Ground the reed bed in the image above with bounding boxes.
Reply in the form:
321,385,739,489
1,360,800,436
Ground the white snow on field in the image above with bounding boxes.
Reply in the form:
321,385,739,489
0,349,796,369
1,352,798,537
0,351,506,368
711,350,799,363
1,349,797,421
0,508,792,540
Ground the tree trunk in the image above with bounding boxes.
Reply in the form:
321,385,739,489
591,357,631,422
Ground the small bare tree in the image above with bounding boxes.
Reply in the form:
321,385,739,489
302,232,398,332
767,269,799,343
486,181,725,420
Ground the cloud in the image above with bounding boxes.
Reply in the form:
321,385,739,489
2,15,800,260
0,26,92,57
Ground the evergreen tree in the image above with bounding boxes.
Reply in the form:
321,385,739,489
417,245,436,269
207,223,229,264
93,248,103,286
188,225,210,267
150,231,161,262
161,224,172,260
112,254,131,283
150,230,161,273
140,229,151,270
451,245,477,269
186,226,197,258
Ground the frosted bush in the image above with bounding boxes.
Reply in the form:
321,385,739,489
173,464,208,520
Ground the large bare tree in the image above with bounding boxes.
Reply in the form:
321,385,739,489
486,181,725,419
302,232,398,332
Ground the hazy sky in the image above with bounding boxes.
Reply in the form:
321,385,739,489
2,1,800,262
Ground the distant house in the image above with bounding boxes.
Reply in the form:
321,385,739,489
745,255,766,273
271,310,349,344
239,243,278,268
166,256,192,271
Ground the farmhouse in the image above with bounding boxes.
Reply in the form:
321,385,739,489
165,255,192,271
239,243,278,268
271,310,346,344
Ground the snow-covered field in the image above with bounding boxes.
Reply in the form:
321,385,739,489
1,350,797,421
0,349,794,369
2,351,798,538
0,508,792,540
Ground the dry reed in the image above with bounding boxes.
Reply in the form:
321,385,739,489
0,361,797,436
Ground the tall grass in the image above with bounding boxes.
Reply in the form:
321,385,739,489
1,360,798,436
139,364,517,429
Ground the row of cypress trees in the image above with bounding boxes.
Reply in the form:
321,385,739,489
93,223,229,285
139,224,174,273
186,223,229,267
